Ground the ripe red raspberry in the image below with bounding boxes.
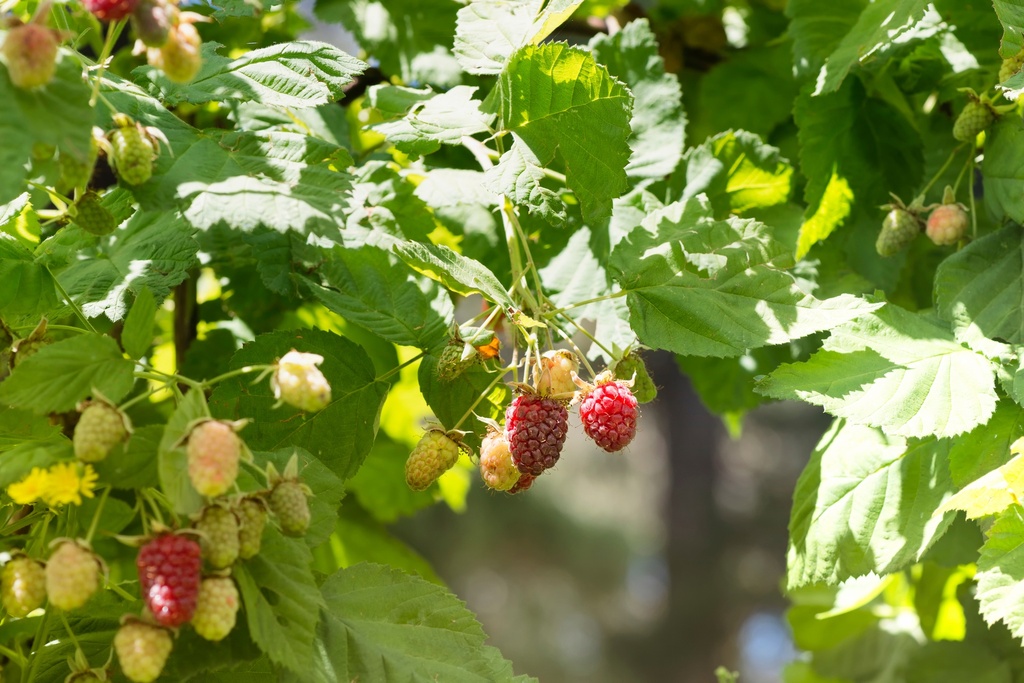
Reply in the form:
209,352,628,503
1,555,46,617
195,505,239,569
579,380,638,452
45,540,100,610
505,394,568,475
84,0,138,21
507,472,535,494
149,22,202,83
268,480,311,537
74,400,128,462
136,534,202,627
114,621,173,683
1,23,59,90
191,576,240,641
236,496,268,559
404,430,461,491
478,430,520,491
532,350,578,396
926,203,969,246
109,114,157,186
187,420,241,498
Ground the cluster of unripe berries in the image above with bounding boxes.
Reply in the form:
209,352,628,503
0,351,328,681
1,0,203,92
876,187,970,257
406,349,654,495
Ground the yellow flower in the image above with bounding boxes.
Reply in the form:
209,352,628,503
7,468,49,504
41,462,97,507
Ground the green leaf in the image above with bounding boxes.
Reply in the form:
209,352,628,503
794,79,923,235
787,0,867,79
810,0,931,94
236,533,324,674
668,130,793,217
494,43,632,221
0,234,60,326
984,117,1024,226
976,506,1024,642
0,52,94,204
138,40,366,108
158,388,208,515
796,168,854,259
374,86,494,155
0,334,134,414
95,423,161,490
453,0,584,75
905,641,1011,683
811,618,920,681
285,563,524,682
938,451,1024,520
418,358,511,443
209,329,388,481
589,18,685,180
333,504,442,583
948,401,1024,488
255,447,345,548
344,161,437,242
936,225,1024,344
54,206,199,321
787,420,956,589
391,240,515,310
305,245,453,350
121,288,158,360
608,196,881,358
483,136,567,225
345,434,438,523
995,1,1024,58
758,305,1000,439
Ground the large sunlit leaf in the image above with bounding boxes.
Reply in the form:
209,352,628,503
374,86,494,155
787,420,956,589
976,506,1024,642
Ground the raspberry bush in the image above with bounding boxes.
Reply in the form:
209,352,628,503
2,0,1024,680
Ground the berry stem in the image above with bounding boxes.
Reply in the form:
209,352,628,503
542,290,628,317
548,317,598,378
919,145,964,199
25,180,74,208
968,155,978,239
549,303,614,362
0,645,25,669
133,360,201,390
199,364,275,390
451,364,515,431
374,352,426,384
58,610,84,659
84,486,110,545
88,19,127,108
47,268,97,333
11,324,87,335
119,384,166,411
23,607,51,683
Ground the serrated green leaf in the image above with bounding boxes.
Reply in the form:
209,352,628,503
284,563,524,682
236,533,324,674
608,196,881,358
984,117,1024,226
494,43,632,221
138,40,366,108
333,504,442,583
905,641,1011,683
392,240,515,310
995,1,1024,57
811,0,931,94
796,168,854,259
121,288,158,360
209,329,388,481
938,451,1024,520
453,0,584,75
787,420,956,589
344,161,437,242
758,305,999,438
669,130,793,217
976,506,1024,642
374,86,494,155
949,402,1024,488
346,434,437,523
483,136,566,225
304,245,453,349
787,0,867,79
0,234,60,326
95,423,160,490
0,334,134,414
589,18,685,180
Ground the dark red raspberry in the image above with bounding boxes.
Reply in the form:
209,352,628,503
84,0,138,22
507,472,535,494
579,380,638,452
505,394,568,476
136,534,202,627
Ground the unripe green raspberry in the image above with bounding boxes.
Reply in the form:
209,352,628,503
2,24,59,90
532,350,578,396
268,481,311,537
58,129,102,194
405,430,460,491
953,99,995,142
612,353,657,404
187,420,241,498
236,497,268,559
436,342,478,382
149,22,201,83
478,430,519,492
74,401,128,462
45,541,100,611
1,556,46,617
1001,52,1024,83
191,576,240,641
272,350,331,412
109,115,156,186
72,191,117,237
876,207,920,257
195,505,240,569
114,621,173,683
